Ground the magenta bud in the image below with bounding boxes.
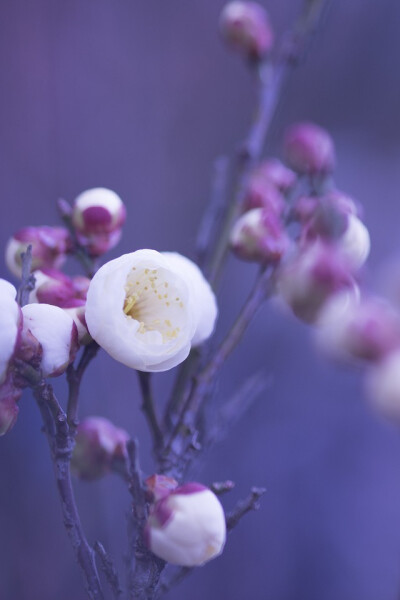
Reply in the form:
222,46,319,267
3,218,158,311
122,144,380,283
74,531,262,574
220,1,274,61
230,208,290,264
0,377,21,436
252,158,296,193
72,188,126,236
292,195,320,223
242,177,285,215
278,242,356,323
31,269,90,308
283,122,335,175
5,226,70,278
71,416,130,481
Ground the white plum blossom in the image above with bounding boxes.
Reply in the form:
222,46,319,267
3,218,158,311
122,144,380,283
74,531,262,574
162,252,217,346
85,250,218,372
0,279,22,384
145,483,226,566
21,304,78,377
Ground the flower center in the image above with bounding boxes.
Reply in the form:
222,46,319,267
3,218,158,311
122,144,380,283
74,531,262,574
123,267,185,344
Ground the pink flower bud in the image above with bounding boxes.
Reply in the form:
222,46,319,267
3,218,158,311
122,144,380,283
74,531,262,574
252,158,296,193
230,208,290,264
366,351,400,423
30,269,90,309
0,376,21,436
145,483,226,566
316,295,400,364
21,304,79,377
242,178,285,215
71,416,130,481
5,226,70,278
278,242,355,323
220,1,274,61
283,122,335,175
71,188,126,257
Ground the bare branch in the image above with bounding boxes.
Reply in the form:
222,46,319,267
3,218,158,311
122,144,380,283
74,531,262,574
94,541,123,599
210,480,235,496
226,487,266,531
137,372,164,457
67,341,100,431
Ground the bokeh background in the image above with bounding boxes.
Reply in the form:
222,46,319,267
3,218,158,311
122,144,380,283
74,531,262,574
1,1,400,599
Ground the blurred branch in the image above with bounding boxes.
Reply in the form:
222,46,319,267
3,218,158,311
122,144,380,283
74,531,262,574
226,486,266,531
136,372,164,458
17,245,35,307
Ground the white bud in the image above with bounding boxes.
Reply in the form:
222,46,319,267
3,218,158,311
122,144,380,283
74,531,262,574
21,304,78,377
0,280,21,383
146,484,226,566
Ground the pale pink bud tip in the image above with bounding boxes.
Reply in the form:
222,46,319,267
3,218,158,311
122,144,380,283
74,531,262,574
220,1,274,61
5,226,70,278
145,484,226,566
72,416,130,481
230,208,290,264
252,159,296,193
283,122,335,175
242,178,285,215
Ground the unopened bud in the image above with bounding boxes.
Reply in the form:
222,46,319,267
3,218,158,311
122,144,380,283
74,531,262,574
71,416,130,481
21,304,78,377
242,178,285,215
230,208,290,263
283,122,335,175
252,158,296,193
278,242,355,323
315,295,400,364
145,474,178,502
145,483,226,566
72,188,126,256
337,214,370,270
220,1,274,61
5,226,70,278
30,269,90,309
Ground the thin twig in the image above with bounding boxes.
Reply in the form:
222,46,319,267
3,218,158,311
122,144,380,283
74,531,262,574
17,245,36,307
94,541,123,599
137,372,164,457
210,480,235,496
226,487,266,531
196,156,230,271
67,341,100,431
57,198,97,278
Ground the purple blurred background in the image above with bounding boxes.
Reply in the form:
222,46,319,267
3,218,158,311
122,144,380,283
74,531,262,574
2,1,400,599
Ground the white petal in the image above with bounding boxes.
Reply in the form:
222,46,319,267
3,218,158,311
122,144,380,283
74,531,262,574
74,188,123,215
85,250,197,372
0,280,20,383
22,304,76,377
150,490,226,566
162,252,218,346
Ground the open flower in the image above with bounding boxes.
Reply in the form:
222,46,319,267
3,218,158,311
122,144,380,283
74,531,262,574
0,279,22,384
145,483,226,566
21,304,78,377
85,250,217,372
